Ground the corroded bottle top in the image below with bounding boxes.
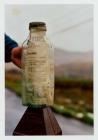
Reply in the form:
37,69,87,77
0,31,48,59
29,22,46,31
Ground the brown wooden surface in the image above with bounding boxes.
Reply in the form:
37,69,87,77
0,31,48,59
43,107,62,135
13,107,62,135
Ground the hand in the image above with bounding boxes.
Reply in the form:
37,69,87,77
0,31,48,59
11,47,22,68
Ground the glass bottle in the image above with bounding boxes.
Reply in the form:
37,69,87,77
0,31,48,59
22,22,54,108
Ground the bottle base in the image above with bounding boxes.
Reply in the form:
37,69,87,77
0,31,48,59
22,102,47,109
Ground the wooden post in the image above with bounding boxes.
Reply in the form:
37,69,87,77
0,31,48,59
13,107,62,135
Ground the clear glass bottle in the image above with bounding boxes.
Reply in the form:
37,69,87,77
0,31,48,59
22,22,54,108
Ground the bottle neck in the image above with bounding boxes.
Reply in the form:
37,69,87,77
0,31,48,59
29,29,46,42
30,28,46,36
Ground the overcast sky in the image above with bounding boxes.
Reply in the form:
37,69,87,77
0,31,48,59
5,4,93,52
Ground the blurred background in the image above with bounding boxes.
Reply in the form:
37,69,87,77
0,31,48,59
5,4,93,135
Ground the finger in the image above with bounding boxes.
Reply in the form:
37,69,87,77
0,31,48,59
12,57,22,68
13,47,22,58
11,47,22,68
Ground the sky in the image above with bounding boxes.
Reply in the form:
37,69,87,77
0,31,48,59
5,4,93,52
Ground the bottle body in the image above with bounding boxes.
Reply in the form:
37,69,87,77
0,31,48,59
22,22,54,108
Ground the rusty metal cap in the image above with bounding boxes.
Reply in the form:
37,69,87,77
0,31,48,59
29,22,46,31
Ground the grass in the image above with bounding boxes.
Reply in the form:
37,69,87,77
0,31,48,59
52,104,93,125
55,76,93,89
5,80,22,96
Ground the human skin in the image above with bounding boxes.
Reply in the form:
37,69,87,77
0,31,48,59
11,47,22,68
